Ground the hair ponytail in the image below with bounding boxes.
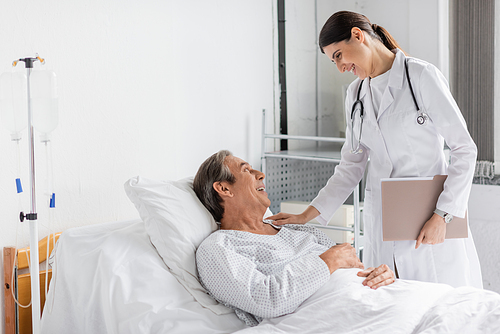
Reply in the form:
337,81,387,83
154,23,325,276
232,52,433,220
319,11,406,55
371,24,405,54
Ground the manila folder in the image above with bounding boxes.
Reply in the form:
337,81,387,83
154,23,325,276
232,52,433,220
381,175,468,241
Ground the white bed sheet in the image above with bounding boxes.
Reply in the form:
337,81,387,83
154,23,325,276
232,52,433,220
234,268,500,334
40,220,247,334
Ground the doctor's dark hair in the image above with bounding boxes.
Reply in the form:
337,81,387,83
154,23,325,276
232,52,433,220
193,150,236,223
319,11,405,54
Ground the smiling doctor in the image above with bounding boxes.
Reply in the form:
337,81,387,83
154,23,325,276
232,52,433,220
269,11,483,289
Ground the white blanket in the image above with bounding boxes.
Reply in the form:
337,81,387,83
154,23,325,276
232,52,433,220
235,268,500,334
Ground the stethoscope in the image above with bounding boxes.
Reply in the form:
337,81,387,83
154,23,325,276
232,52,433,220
350,59,428,154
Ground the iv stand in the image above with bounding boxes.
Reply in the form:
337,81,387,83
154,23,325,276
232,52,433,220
15,56,44,334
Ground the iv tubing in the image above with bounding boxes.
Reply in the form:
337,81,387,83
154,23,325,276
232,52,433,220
44,141,56,303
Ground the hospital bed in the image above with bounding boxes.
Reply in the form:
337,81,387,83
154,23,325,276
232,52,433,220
5,176,500,333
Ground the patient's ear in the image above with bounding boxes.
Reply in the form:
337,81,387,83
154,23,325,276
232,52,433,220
213,181,234,198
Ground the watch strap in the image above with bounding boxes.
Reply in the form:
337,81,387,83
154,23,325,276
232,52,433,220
434,208,453,223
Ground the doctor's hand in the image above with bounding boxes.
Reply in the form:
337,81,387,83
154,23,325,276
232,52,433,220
267,206,320,226
357,265,395,289
415,213,447,249
319,243,364,274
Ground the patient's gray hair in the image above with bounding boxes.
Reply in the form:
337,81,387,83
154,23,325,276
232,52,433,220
193,150,235,223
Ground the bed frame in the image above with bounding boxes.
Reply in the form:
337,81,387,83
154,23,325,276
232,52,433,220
3,233,61,334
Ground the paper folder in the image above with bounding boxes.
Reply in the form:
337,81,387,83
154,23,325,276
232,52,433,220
381,175,468,241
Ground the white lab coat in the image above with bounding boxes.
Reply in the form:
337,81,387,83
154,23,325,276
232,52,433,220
311,49,483,289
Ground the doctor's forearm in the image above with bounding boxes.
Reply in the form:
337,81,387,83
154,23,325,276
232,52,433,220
300,206,320,223
436,136,476,217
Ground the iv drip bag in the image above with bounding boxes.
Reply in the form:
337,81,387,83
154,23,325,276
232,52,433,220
0,71,28,140
31,69,58,141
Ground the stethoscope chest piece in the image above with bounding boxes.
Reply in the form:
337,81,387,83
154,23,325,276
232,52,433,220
416,112,428,125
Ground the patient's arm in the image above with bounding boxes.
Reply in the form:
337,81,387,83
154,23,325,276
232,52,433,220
319,243,364,274
357,264,395,289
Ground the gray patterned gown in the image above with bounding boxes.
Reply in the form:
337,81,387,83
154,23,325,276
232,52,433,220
196,223,334,326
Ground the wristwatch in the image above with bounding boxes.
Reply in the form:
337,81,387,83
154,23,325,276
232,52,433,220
434,208,453,223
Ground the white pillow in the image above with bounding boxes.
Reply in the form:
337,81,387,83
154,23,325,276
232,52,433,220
124,176,273,315
124,176,230,314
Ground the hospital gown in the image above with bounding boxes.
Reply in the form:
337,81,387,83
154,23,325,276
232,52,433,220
196,224,334,326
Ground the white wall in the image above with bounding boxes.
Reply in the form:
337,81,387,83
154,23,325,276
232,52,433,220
0,1,276,332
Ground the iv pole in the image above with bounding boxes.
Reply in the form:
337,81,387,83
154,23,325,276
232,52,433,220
14,55,45,334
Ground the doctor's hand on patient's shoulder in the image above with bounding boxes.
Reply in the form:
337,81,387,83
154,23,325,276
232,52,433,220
319,243,364,274
268,206,320,226
415,213,447,249
357,265,395,289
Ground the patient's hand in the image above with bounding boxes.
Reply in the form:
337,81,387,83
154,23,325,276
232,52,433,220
319,243,364,274
357,264,395,289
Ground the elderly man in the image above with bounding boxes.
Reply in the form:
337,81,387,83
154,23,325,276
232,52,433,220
194,150,394,326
